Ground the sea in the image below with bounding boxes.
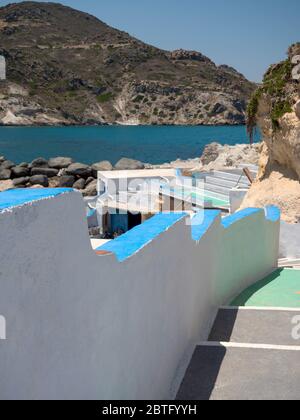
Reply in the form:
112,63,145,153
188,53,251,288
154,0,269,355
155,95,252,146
0,125,260,165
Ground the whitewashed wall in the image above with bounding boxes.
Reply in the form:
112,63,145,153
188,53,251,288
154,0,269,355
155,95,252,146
0,191,279,400
280,221,300,259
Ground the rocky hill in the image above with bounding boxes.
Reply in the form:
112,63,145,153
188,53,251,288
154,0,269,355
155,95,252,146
242,43,300,223
0,1,256,126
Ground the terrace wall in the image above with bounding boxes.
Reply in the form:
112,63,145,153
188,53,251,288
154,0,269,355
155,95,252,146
0,190,280,399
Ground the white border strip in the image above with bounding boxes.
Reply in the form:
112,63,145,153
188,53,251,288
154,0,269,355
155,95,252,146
198,341,300,351
220,306,300,312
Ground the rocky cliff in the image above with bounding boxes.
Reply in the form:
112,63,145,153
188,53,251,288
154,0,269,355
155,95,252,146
0,1,256,126
242,43,300,223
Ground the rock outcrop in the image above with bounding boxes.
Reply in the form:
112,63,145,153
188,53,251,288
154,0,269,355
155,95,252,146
242,43,300,223
0,143,260,193
0,2,256,126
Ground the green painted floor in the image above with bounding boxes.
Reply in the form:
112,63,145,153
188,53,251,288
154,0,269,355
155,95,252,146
191,192,229,208
231,268,300,308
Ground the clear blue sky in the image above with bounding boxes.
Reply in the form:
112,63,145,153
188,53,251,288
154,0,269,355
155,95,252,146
0,0,299,82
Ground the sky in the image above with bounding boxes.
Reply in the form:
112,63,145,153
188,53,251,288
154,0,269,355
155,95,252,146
0,0,299,82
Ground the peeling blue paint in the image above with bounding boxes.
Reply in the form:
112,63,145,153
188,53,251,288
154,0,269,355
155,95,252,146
222,208,262,229
265,206,281,222
0,188,73,212
98,212,187,262
191,210,220,241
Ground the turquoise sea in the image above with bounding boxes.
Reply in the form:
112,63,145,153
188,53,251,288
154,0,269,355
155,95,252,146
0,125,260,165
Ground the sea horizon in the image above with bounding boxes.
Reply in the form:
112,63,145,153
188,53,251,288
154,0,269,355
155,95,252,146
0,124,260,165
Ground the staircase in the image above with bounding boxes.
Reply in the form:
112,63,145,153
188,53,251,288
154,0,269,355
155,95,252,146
177,306,300,400
195,166,258,207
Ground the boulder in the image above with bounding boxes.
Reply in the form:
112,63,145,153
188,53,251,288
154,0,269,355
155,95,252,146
85,177,95,186
91,161,113,177
58,175,75,188
11,166,30,178
200,142,221,165
48,157,73,169
82,179,97,197
0,180,14,192
66,163,91,178
13,177,30,187
29,175,49,187
1,160,15,170
19,162,28,168
0,156,5,163
48,177,60,188
114,158,145,170
73,178,86,190
31,167,59,178
30,157,48,168
0,168,11,180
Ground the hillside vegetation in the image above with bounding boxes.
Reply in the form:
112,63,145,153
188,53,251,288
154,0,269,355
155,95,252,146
0,1,255,125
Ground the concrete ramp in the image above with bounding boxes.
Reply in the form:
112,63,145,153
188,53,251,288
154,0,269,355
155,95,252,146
177,344,300,400
177,305,300,400
209,307,300,346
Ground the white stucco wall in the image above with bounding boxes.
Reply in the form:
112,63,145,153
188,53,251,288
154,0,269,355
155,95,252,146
279,221,300,259
0,191,279,400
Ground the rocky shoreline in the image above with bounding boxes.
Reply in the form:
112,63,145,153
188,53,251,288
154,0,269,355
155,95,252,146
0,143,260,195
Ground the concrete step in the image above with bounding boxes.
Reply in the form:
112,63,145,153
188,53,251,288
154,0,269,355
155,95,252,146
212,170,252,184
203,190,229,202
176,342,300,400
238,163,258,173
209,307,300,346
212,171,245,182
205,176,249,189
204,182,232,195
278,258,300,268
192,186,230,202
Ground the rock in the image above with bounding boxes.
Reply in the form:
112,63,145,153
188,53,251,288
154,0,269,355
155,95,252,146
91,161,113,177
82,179,97,197
11,166,30,178
169,49,213,63
296,101,300,120
58,175,75,188
30,157,48,168
114,158,145,170
29,175,49,187
0,168,11,180
85,177,95,186
200,142,220,165
48,177,60,188
19,162,28,168
241,170,300,223
66,163,91,178
13,177,30,187
0,180,14,192
1,160,15,169
0,156,5,163
48,157,73,169
73,178,86,190
31,167,59,178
